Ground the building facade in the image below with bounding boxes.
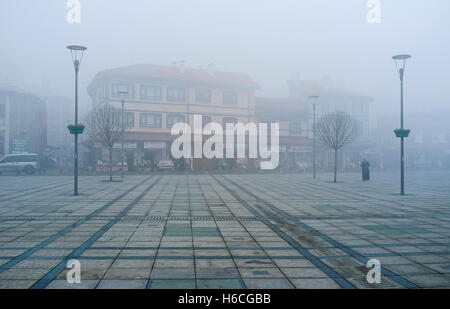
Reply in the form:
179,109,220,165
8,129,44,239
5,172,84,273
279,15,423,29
87,64,259,171
0,83,47,158
288,79,373,171
371,111,450,170
43,94,75,168
255,97,311,171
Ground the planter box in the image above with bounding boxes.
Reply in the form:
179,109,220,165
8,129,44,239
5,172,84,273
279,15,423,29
68,125,85,135
394,129,411,138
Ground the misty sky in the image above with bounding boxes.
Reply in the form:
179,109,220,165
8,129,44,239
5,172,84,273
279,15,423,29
1,0,449,123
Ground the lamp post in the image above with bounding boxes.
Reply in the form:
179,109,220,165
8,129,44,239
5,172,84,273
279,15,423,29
67,45,87,196
118,90,128,178
309,95,320,179
392,54,412,196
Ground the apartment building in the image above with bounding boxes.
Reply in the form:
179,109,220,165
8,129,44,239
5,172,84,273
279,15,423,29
87,64,259,170
0,83,47,157
288,78,373,171
255,97,311,171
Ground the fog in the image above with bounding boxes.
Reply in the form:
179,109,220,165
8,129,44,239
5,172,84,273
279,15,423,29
1,0,450,123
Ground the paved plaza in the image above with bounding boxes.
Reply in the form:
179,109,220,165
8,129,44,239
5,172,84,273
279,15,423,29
0,171,449,289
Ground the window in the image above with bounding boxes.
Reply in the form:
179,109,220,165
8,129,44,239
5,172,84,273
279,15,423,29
223,117,238,128
141,86,162,100
196,88,211,103
167,87,185,102
202,115,212,128
0,104,5,118
289,122,302,135
140,113,162,128
432,133,446,144
414,133,423,144
223,91,237,105
1,156,14,163
0,133,4,157
111,83,134,99
113,111,135,128
18,155,38,162
167,114,185,129
1,155,37,163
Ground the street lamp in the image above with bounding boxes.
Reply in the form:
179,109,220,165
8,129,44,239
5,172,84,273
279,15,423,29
309,95,320,179
392,54,412,196
118,90,128,178
67,45,87,196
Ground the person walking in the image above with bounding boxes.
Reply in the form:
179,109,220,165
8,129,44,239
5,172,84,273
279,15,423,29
361,158,370,181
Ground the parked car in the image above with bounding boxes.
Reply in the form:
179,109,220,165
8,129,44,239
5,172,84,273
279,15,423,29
0,153,40,175
156,160,175,171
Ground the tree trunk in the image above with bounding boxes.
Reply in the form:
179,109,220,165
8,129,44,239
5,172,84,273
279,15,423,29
109,146,113,182
334,149,338,183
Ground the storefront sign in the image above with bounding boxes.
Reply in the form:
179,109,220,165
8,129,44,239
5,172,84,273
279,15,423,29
144,142,165,149
113,142,137,149
12,139,28,154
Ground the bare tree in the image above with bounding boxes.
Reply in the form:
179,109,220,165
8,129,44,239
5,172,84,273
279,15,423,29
85,103,124,182
315,111,359,183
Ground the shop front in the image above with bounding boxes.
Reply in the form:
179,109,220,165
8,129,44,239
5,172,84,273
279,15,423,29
140,141,167,171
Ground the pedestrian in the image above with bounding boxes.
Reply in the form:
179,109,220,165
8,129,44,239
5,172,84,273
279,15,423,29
361,158,370,181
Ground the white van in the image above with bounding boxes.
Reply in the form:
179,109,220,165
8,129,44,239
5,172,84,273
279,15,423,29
0,154,40,175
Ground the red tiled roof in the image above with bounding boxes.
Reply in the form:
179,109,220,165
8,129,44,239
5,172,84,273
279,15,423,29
96,64,259,89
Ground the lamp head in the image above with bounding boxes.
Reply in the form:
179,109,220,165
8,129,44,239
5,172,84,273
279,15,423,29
392,54,411,79
67,45,87,67
308,95,320,107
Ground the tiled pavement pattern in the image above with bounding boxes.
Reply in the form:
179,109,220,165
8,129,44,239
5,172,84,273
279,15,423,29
0,172,449,289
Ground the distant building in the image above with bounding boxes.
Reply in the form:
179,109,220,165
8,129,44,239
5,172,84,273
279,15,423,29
87,63,259,170
45,95,73,149
287,78,373,171
0,83,47,157
255,97,311,171
371,112,450,170
44,94,74,168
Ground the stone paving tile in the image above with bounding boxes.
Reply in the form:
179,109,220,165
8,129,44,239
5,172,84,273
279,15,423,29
0,268,53,280
0,172,449,288
103,268,151,280
196,267,240,279
57,268,108,280
0,280,36,289
243,278,294,289
149,279,196,289
111,259,154,268
281,267,329,279
153,259,195,268
195,259,235,268
404,274,450,288
291,278,342,289
197,279,244,289
45,280,100,289
97,279,147,289
150,268,195,279
239,267,286,279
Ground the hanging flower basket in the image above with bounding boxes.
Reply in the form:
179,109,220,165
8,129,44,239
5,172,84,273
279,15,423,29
394,129,410,138
68,124,85,135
